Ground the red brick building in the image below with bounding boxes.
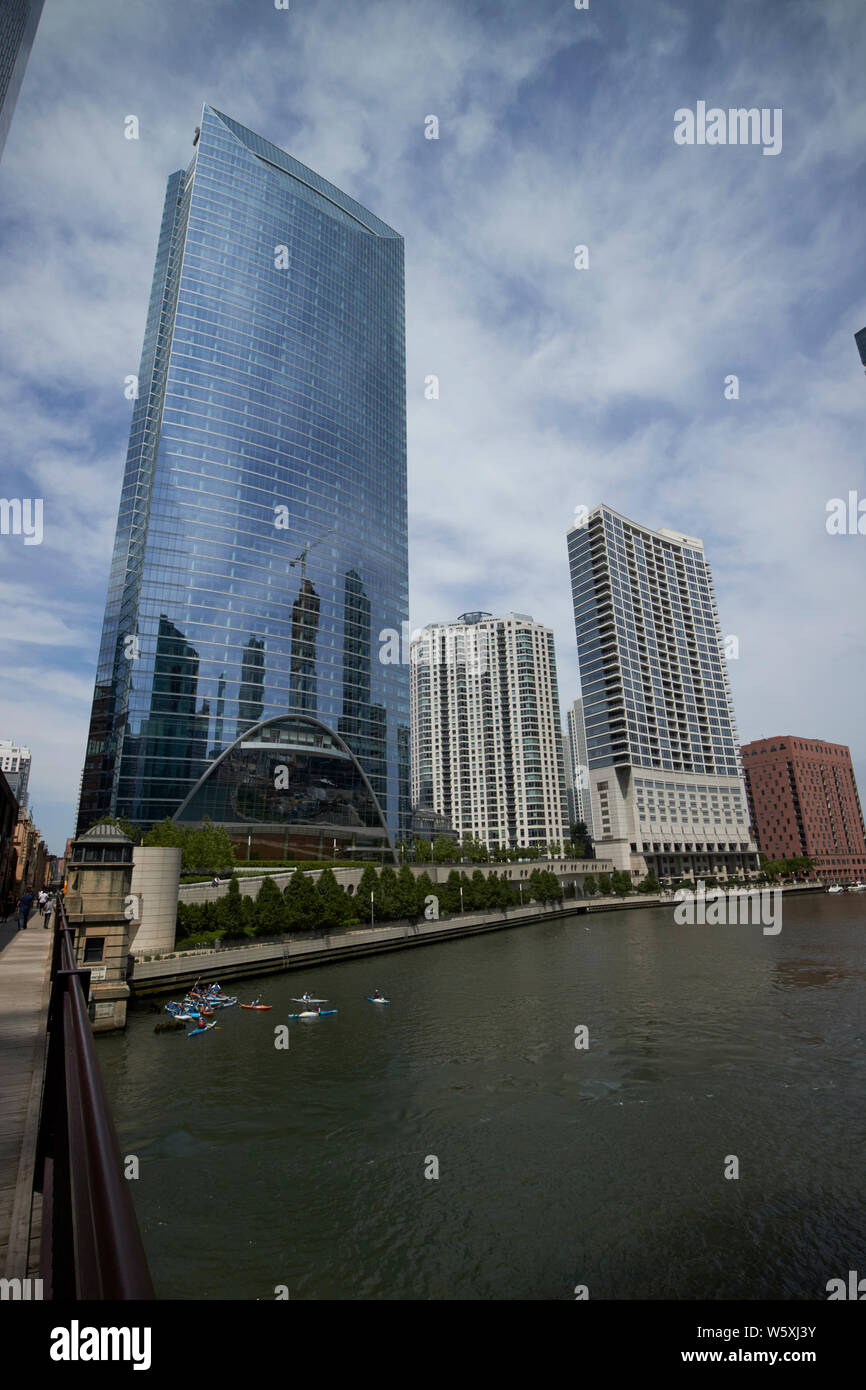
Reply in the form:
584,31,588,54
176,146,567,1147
740,736,866,884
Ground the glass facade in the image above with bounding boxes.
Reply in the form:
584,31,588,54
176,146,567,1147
174,714,393,861
78,105,409,847
0,0,44,158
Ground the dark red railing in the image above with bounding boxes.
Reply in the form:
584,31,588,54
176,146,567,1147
34,896,154,1299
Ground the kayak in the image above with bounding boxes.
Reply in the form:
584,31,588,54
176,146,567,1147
241,1004,272,1011
288,1009,338,1019
188,1021,217,1036
366,997,390,1004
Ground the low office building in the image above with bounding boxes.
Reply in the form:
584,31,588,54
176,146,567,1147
741,736,866,883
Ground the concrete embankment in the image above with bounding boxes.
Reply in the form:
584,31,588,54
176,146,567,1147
131,899,585,996
131,883,825,997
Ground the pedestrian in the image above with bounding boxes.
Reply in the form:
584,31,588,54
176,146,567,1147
43,895,53,930
37,888,48,916
17,889,35,931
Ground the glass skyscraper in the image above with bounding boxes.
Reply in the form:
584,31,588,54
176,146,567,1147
567,505,758,883
0,0,44,159
78,105,409,857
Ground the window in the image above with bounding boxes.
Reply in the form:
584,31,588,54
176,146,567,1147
83,937,105,963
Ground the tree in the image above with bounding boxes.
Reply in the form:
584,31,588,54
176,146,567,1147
254,876,286,935
316,867,349,930
412,837,432,863
357,866,380,924
440,869,462,914
376,865,399,920
583,874,598,897
414,871,436,917
597,873,612,896
190,818,236,874
146,817,235,873
395,863,419,921
284,870,318,932
638,872,661,895
490,873,515,910
611,870,632,897
570,822,595,858
144,818,185,849
525,872,544,906
216,875,246,935
240,890,258,934
88,814,143,845
546,870,563,903
470,869,490,910
432,835,458,864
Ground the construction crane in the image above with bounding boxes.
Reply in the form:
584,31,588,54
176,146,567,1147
288,526,335,581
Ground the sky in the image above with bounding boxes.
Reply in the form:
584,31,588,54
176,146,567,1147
0,0,864,855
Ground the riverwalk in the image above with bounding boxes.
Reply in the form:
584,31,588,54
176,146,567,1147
132,898,576,995
0,917,52,1279
132,882,826,997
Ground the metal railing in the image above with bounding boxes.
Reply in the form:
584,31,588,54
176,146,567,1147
34,896,154,1299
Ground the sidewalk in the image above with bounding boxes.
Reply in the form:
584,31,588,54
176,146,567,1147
0,919,53,1277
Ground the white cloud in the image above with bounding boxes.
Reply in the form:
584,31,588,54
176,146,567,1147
1,0,865,854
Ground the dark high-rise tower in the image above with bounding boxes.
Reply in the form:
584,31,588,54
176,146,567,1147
78,106,409,855
0,0,44,159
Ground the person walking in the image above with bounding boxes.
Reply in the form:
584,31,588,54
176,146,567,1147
43,894,54,930
17,888,35,931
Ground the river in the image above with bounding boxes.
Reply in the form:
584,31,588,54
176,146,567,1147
97,891,866,1300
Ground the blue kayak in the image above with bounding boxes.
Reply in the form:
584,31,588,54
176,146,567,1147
188,1021,217,1036
287,1009,338,1018
366,996,390,1004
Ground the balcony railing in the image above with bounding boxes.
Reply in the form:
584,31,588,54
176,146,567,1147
33,895,154,1299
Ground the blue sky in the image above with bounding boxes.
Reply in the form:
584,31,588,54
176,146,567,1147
0,0,864,854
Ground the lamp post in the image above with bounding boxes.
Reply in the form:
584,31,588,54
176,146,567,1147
459,884,464,915
370,890,374,930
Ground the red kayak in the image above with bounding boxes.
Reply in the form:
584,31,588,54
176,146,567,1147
240,1003,272,1010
